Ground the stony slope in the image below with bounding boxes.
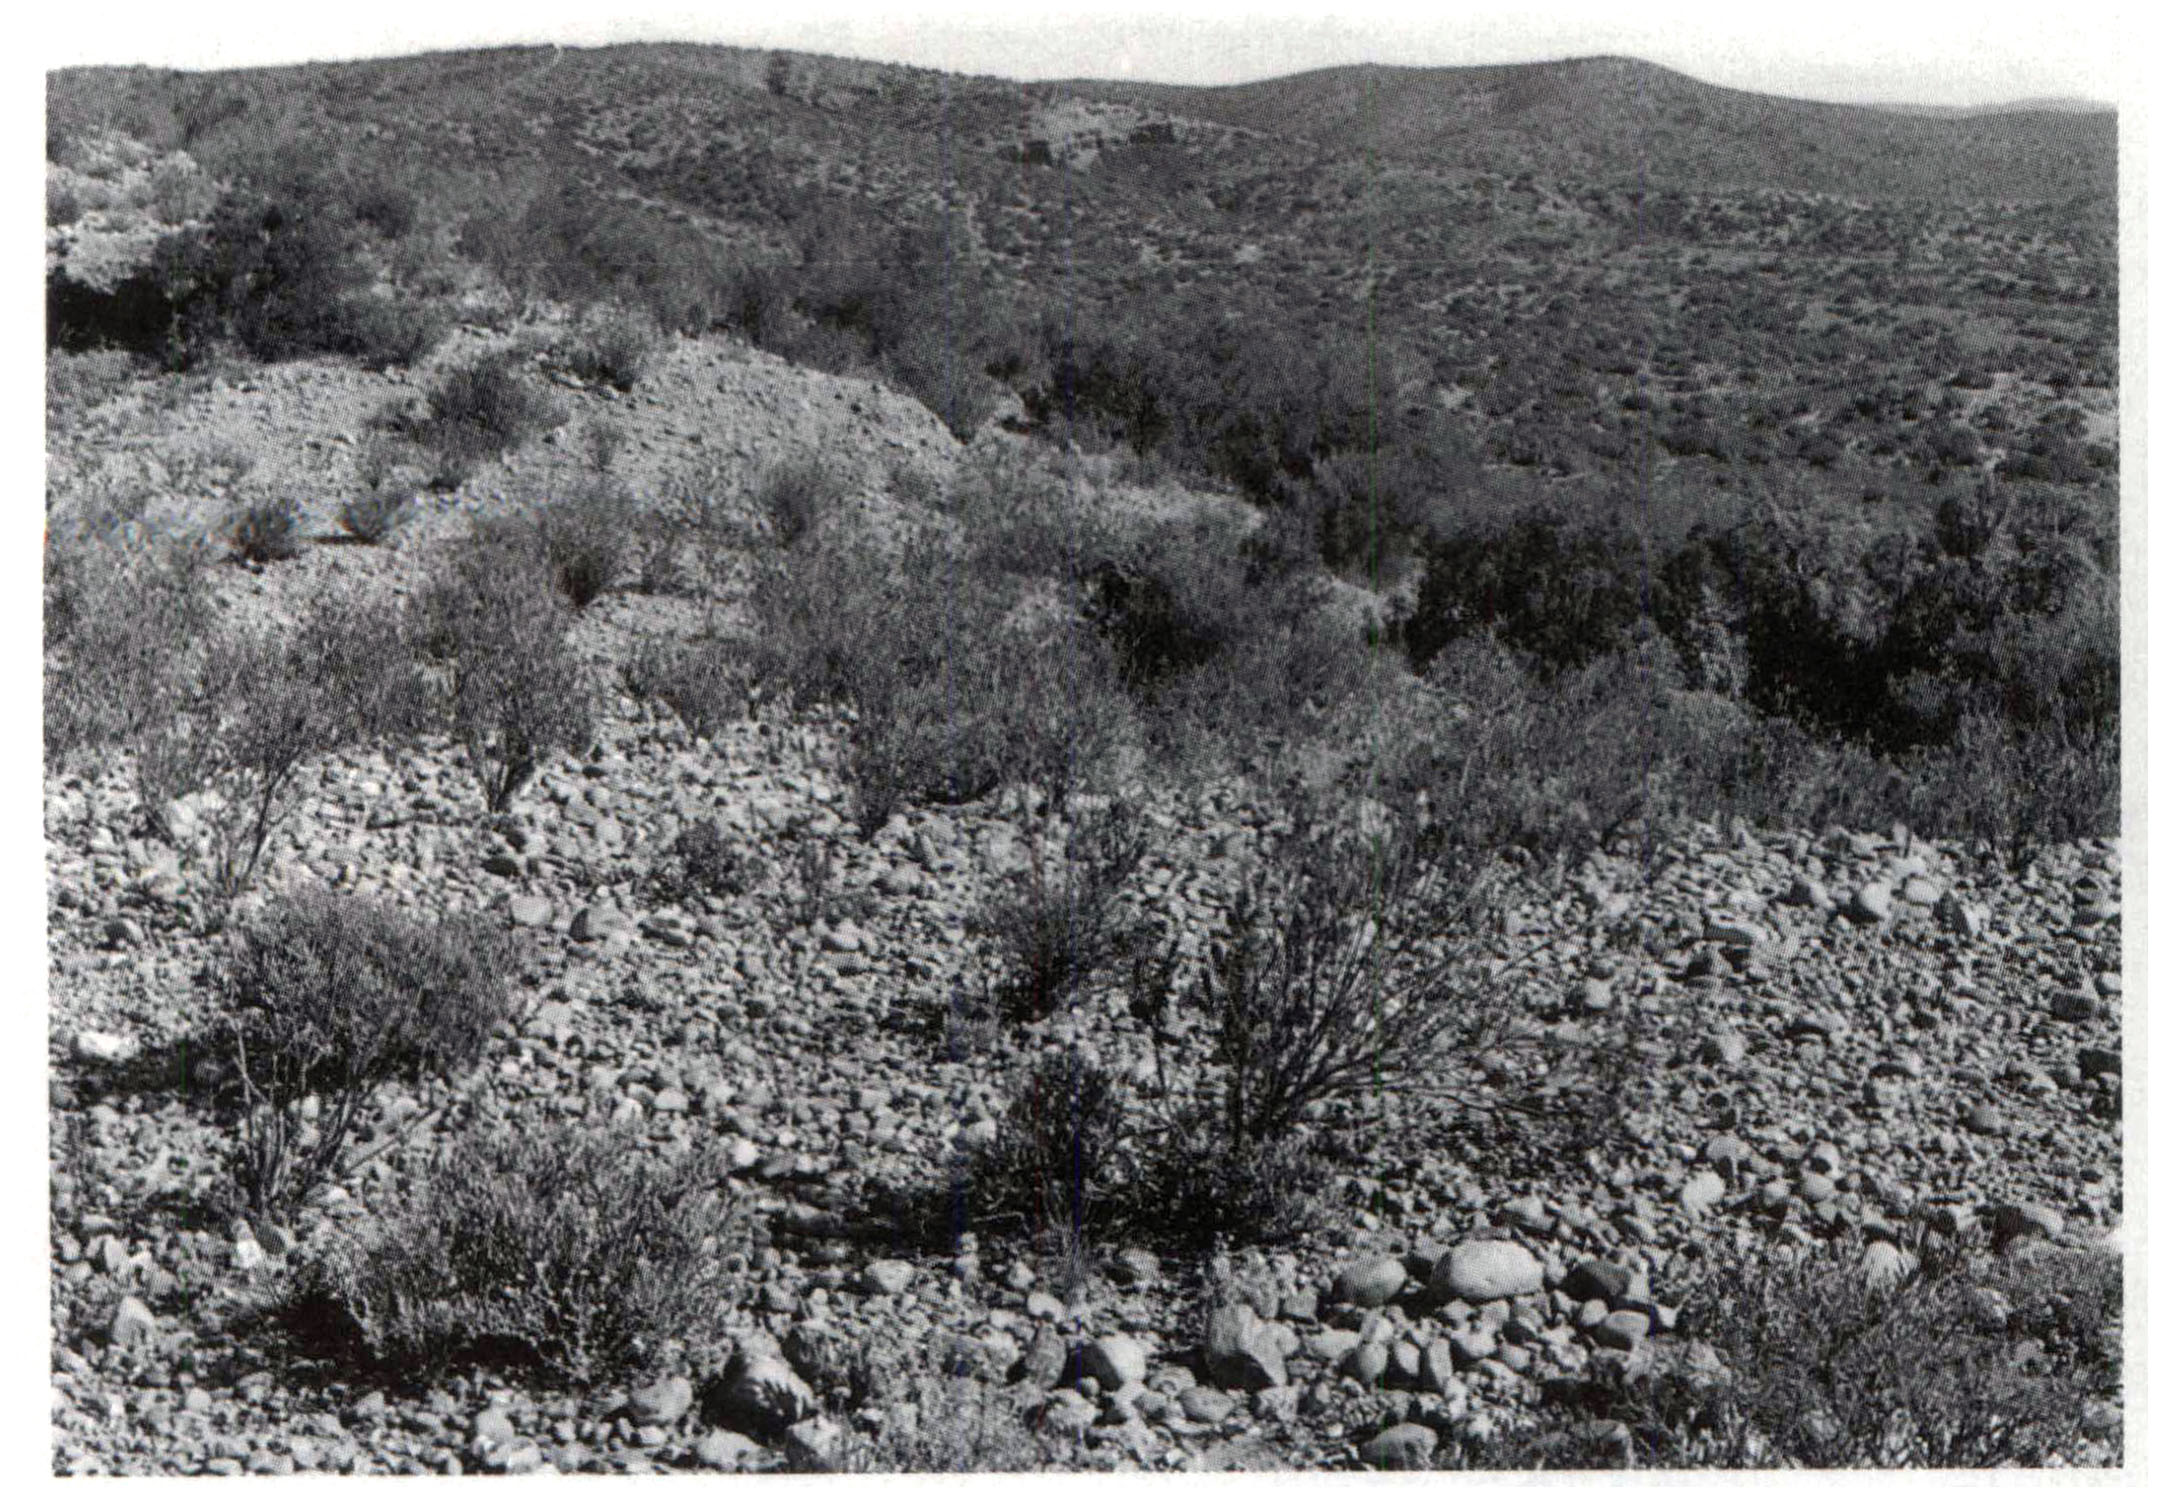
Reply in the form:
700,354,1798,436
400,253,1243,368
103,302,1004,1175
45,332,2124,1474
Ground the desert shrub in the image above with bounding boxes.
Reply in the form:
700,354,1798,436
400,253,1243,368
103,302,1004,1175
1132,1106,1332,1247
1191,803,1524,1154
43,517,217,767
404,350,558,477
460,180,741,333
334,294,446,372
624,633,753,741
417,523,593,812
584,415,626,473
222,891,515,1213
753,454,844,549
971,800,1148,1023
969,1052,1135,1250
648,818,762,905
559,303,661,391
829,1371,1051,1472
881,333,1004,440
337,489,412,546
288,1124,743,1386
141,588,431,895
748,537,1133,833
222,495,304,564
535,477,634,609
1526,1241,2124,1469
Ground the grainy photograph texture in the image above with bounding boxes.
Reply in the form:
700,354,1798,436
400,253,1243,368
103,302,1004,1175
42,2,2126,1476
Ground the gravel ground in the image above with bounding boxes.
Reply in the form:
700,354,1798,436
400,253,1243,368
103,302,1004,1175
45,332,2124,1474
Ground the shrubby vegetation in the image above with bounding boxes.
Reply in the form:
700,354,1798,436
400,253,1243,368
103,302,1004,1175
288,1125,744,1386
222,891,516,1213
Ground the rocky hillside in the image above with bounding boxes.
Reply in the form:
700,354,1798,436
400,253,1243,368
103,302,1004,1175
45,315,2124,1473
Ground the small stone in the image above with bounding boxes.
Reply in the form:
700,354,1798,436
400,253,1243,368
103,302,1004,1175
1993,1202,2064,1242
1442,1240,1544,1302
1304,1328,1360,1366
1590,1310,1651,1350
73,1030,139,1065
1332,1256,1408,1308
1019,1326,1069,1387
1361,1422,1440,1470
1679,1172,1724,1215
108,1295,157,1347
1846,883,1895,923
508,895,553,928
1562,1260,1632,1303
1860,1240,1916,1291
1205,1303,1287,1390
704,1354,816,1438
628,1375,693,1426
1108,1247,1161,1286
781,1416,847,1473
1961,1102,2008,1137
1178,1386,1237,1424
2051,990,2099,1023
1346,1340,1390,1386
1077,1335,1148,1393
1700,1031,1747,1066
1900,877,1943,907
859,1259,915,1296
693,1431,765,1469
1937,896,1988,937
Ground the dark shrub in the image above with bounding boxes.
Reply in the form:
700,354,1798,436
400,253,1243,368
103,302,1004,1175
753,454,843,549
648,818,762,905
222,891,515,1213
163,589,430,895
337,488,412,546
417,523,593,813
43,517,216,767
407,350,558,474
970,1052,1135,1251
289,1124,743,1386
536,477,633,609
624,633,752,741
223,495,304,564
334,294,446,372
972,801,1148,1023
1191,799,1529,1156
559,304,661,391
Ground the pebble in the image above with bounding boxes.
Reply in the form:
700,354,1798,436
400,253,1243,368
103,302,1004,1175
1361,1422,1439,1469
1205,1303,1288,1390
1331,1256,1407,1308
1441,1241,1544,1302
1078,1335,1148,1393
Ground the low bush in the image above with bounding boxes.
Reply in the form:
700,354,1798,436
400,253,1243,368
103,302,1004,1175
222,891,516,1214
752,454,844,549
969,1052,1135,1251
336,488,412,546
133,586,431,895
971,801,1148,1023
287,1124,743,1386
648,817,762,905
535,477,634,609
403,350,559,479
747,536,1133,833
1492,1241,2123,1469
223,495,304,564
417,523,593,812
1189,799,1531,1157
828,1371,1051,1472
560,304,661,391
43,516,216,768
624,633,753,741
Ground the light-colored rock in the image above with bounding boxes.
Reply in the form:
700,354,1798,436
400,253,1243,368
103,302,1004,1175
1205,1303,1287,1390
1331,1256,1407,1308
1441,1240,1544,1303
1078,1335,1148,1393
1361,1422,1440,1469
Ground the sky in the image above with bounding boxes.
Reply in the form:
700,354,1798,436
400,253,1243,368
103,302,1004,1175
30,1,2133,110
